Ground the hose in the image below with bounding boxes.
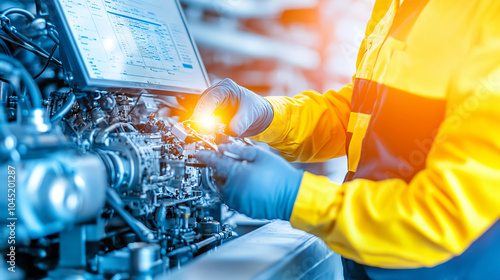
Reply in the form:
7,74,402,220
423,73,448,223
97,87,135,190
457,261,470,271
95,123,138,144
0,8,36,21
33,44,58,79
50,91,75,122
104,122,137,133
0,34,62,66
0,8,62,66
166,232,226,257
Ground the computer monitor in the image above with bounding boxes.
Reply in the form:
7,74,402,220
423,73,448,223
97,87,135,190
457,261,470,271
49,0,210,95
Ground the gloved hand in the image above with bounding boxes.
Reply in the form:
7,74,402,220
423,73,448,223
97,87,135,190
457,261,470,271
196,144,304,220
192,78,274,137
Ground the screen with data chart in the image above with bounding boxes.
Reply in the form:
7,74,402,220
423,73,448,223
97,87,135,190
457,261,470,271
50,0,209,94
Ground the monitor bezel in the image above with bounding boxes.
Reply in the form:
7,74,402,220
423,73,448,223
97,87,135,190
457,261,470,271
48,0,210,96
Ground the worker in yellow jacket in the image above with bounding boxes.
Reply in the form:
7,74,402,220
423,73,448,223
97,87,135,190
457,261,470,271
194,0,500,278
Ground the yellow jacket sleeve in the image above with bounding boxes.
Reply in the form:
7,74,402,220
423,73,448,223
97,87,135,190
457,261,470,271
290,2,500,269
250,85,352,162
290,69,500,268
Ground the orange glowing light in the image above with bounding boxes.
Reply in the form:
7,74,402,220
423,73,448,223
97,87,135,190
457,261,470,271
199,116,216,131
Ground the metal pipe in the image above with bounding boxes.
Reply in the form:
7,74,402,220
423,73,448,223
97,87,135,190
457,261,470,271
104,122,137,133
106,188,154,242
95,123,137,144
166,232,225,257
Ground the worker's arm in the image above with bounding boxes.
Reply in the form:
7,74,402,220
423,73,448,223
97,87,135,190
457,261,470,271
291,73,500,268
196,67,500,268
290,8,500,268
192,78,353,163
250,85,352,162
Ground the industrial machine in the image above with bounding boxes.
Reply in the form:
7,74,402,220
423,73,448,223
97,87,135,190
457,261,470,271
0,0,236,278
0,0,341,279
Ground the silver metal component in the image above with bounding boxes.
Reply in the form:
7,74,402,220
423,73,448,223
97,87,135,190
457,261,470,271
172,123,189,141
140,96,159,115
129,242,162,275
93,242,164,277
161,221,337,280
0,151,107,242
1,75,226,277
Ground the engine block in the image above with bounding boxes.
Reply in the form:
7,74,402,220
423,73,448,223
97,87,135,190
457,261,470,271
0,27,232,280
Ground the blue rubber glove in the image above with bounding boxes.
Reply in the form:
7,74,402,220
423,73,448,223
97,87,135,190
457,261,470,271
195,144,304,220
192,78,274,137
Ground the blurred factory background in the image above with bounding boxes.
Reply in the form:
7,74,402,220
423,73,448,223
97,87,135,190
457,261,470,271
180,0,375,184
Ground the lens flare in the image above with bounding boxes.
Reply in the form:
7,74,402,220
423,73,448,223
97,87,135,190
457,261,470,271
199,116,216,131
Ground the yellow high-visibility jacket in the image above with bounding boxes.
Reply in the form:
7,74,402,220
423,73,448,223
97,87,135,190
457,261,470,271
251,0,500,269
